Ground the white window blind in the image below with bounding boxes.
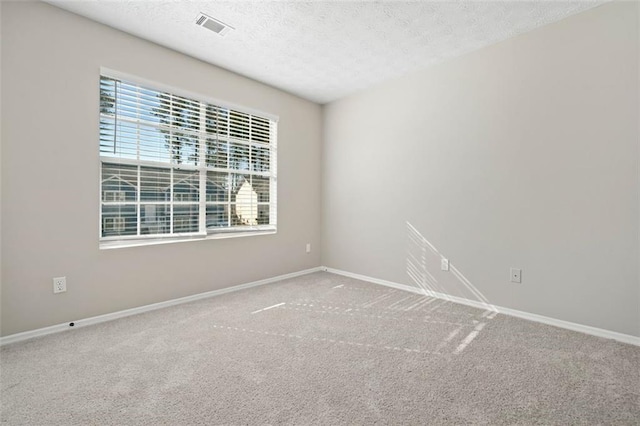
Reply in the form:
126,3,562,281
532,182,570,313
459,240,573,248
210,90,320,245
99,74,277,244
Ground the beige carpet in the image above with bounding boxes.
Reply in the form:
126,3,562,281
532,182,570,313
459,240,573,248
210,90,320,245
1,272,638,425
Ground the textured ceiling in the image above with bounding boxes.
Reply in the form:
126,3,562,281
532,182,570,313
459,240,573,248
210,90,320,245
46,0,604,104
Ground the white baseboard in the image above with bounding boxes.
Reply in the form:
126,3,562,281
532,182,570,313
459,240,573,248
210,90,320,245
5,265,637,348
0,267,323,346
323,267,640,347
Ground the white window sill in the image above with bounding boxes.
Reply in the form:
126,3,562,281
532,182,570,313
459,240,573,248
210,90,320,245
100,229,276,250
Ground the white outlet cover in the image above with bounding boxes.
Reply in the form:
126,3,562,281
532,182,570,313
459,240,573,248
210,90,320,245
53,276,67,293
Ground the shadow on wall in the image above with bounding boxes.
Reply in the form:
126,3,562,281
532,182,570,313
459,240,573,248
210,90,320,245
406,221,497,313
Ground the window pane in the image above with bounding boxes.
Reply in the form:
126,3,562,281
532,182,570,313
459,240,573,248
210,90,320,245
173,170,199,202
101,163,137,202
251,116,270,144
171,95,201,131
154,93,201,131
206,171,229,202
140,166,170,201
206,204,229,229
251,146,270,172
133,87,164,125
140,204,169,235
230,174,248,201
100,78,117,115
205,105,229,137
102,205,137,237
99,118,116,157
138,124,172,163
174,204,199,233
257,204,270,225
229,143,249,171
252,176,270,203
205,138,228,169
167,131,199,165
113,121,138,160
229,110,250,140
116,83,168,126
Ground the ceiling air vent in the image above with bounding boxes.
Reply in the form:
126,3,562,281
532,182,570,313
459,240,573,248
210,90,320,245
195,13,234,37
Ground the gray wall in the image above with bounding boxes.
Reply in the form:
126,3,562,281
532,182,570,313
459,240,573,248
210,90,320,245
322,2,639,337
1,1,322,336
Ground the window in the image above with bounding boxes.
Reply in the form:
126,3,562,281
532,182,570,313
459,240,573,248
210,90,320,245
99,71,277,247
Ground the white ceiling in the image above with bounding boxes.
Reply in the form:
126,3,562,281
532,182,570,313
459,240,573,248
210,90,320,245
46,0,604,104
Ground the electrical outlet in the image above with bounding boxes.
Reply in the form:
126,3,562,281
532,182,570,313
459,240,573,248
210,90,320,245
510,268,522,283
53,277,67,293
306,243,311,253
441,258,449,271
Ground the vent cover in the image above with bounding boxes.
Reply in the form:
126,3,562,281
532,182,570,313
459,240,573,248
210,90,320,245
195,13,234,37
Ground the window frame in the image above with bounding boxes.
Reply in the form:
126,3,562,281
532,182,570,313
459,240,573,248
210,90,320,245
99,68,278,249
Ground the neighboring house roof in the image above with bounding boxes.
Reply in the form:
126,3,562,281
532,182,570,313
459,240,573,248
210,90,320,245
101,174,136,188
